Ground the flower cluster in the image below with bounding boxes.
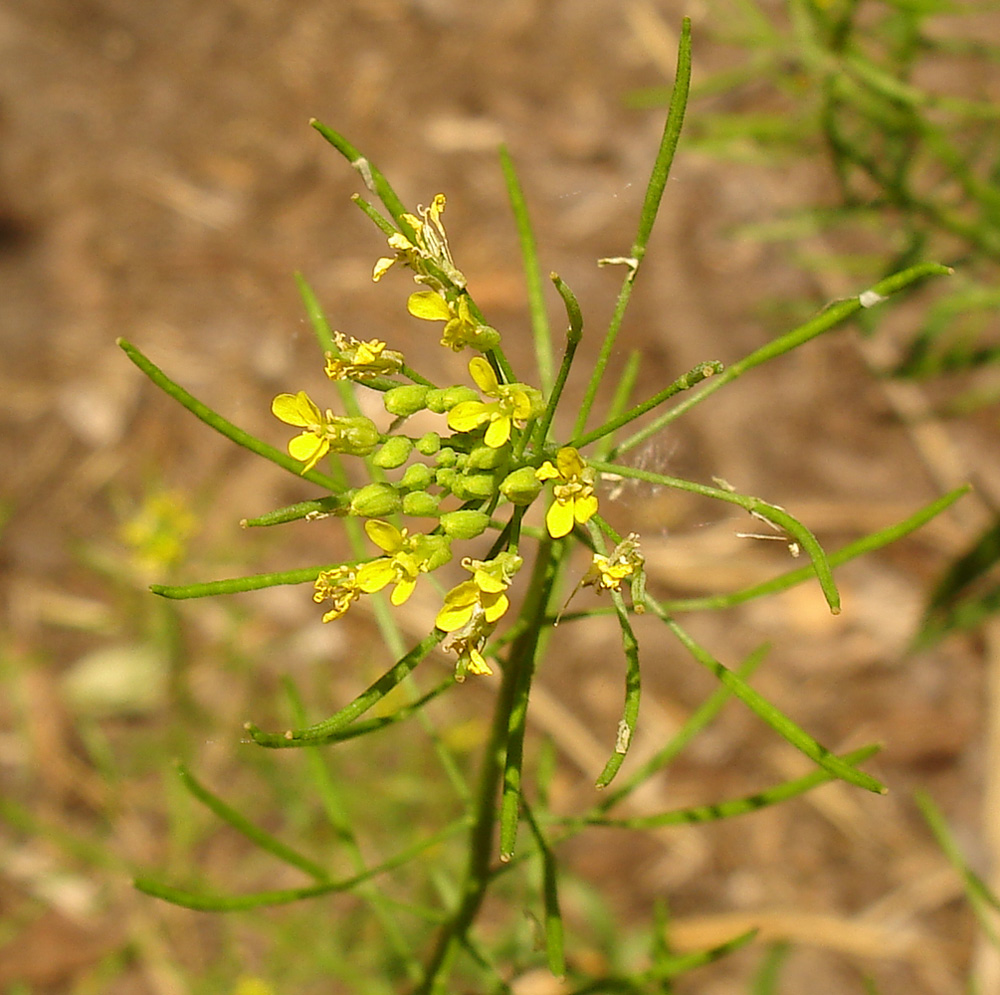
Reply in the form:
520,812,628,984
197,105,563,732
272,192,644,678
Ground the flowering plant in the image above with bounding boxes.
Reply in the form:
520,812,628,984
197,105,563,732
119,20,962,993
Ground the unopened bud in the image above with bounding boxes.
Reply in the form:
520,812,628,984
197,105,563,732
373,436,413,469
426,386,477,414
402,490,440,517
400,463,434,491
500,466,543,505
451,473,496,501
350,483,401,518
383,385,430,417
415,432,441,455
467,444,508,471
439,509,491,540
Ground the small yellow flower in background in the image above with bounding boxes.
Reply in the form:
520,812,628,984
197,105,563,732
314,564,363,622
436,551,523,679
407,291,500,353
535,447,599,538
582,533,644,596
447,358,542,448
120,490,197,573
272,391,379,472
325,332,404,381
354,520,451,606
372,193,466,289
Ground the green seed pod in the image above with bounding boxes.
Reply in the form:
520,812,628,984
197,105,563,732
466,443,508,471
349,482,402,518
426,386,477,414
399,462,434,492
383,385,430,417
415,432,441,456
500,466,543,505
402,490,440,517
440,509,490,540
451,473,496,501
372,436,413,469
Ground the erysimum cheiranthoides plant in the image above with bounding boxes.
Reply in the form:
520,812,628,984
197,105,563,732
120,20,965,994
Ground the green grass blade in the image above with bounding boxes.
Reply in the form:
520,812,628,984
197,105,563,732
500,145,553,392
658,616,886,793
245,629,446,747
176,763,329,881
118,338,342,491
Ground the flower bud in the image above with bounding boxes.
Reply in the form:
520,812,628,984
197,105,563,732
500,466,543,505
402,490,440,517
373,436,413,469
400,463,434,491
466,444,508,471
440,509,490,540
383,385,430,417
349,482,402,518
339,417,380,456
426,386,477,414
451,473,496,501
435,447,458,468
435,467,458,492
415,432,441,456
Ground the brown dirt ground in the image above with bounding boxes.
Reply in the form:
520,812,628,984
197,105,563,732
2,1,998,993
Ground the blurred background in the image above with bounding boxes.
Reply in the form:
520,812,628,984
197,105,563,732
2,1,998,992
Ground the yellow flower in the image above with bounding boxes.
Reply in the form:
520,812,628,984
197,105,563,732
271,391,378,472
407,291,500,353
447,358,542,448
354,520,451,606
325,332,403,380
313,564,363,622
372,194,466,289
535,447,599,538
582,533,644,595
436,551,523,680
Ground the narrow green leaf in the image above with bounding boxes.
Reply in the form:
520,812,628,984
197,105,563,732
245,629,446,747
594,588,641,789
500,145,553,392
134,817,468,911
523,802,565,978
118,338,341,491
177,763,329,881
151,565,329,600
575,745,881,828
659,616,886,794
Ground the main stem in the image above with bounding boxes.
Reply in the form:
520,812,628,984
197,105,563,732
413,542,558,994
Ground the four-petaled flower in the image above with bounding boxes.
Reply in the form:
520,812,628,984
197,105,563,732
272,391,379,472
582,533,644,597
372,194,466,290
535,447,599,538
407,291,500,353
436,552,523,679
354,520,451,606
313,564,363,623
447,358,542,448
325,333,404,381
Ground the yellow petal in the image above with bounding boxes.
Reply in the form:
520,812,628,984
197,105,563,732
546,500,574,538
448,401,490,433
288,434,328,471
365,519,403,554
272,391,317,427
556,447,585,479
467,649,493,676
484,415,511,448
372,257,395,282
356,559,395,593
574,494,599,525
408,291,452,321
391,577,416,605
482,591,509,623
468,357,499,395
535,461,559,482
